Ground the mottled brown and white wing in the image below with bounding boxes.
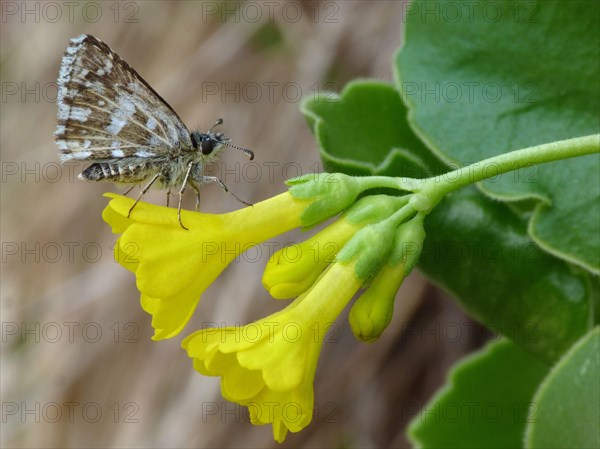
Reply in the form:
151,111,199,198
55,34,192,163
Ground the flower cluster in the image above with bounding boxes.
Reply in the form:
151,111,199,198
103,173,426,442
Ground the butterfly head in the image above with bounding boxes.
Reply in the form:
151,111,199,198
191,130,226,157
190,119,254,161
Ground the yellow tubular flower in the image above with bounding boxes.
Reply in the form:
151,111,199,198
102,192,311,340
182,260,363,443
262,218,357,299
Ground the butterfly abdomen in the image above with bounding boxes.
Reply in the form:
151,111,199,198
80,162,153,183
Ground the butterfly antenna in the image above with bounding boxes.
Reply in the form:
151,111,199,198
217,139,255,161
210,118,224,132
209,118,254,160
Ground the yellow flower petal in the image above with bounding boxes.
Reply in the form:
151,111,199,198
103,192,312,339
182,261,362,441
272,420,289,444
101,197,133,234
221,367,264,401
142,290,200,341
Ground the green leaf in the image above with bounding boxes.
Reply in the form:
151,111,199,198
395,0,600,273
301,80,596,362
303,10,600,361
408,338,549,449
525,327,600,449
420,187,595,362
301,79,443,178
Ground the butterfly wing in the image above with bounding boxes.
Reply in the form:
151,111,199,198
55,34,192,164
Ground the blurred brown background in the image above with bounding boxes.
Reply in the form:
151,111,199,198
1,1,490,448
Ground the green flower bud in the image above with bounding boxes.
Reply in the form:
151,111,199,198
348,262,405,343
348,213,426,342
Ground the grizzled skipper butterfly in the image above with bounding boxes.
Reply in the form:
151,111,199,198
55,34,253,229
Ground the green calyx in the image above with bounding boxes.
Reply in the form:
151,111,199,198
287,173,364,227
337,219,398,282
287,173,415,228
262,194,409,299
343,194,408,225
347,213,426,343
336,196,422,282
389,213,426,274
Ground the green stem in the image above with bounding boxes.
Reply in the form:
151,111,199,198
410,134,599,213
358,176,422,192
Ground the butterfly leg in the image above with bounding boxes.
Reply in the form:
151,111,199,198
188,181,201,211
123,184,137,196
166,189,171,207
177,162,195,230
128,174,160,218
202,176,253,207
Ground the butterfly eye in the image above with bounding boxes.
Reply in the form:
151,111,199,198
201,139,214,155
